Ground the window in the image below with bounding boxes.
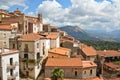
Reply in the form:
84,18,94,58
37,52,40,59
10,69,13,76
13,44,15,49
25,44,28,48
90,69,92,75
75,71,77,76
43,43,45,55
3,42,6,46
84,71,86,74
3,33,6,38
24,44,29,52
10,58,13,65
24,54,28,59
37,43,39,48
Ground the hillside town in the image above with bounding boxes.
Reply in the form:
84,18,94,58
0,9,120,80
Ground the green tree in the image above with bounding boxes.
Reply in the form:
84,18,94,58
51,67,64,80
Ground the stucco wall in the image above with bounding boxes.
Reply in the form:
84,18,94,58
1,53,19,80
82,67,96,78
45,67,82,79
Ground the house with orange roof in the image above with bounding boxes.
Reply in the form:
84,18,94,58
45,58,97,79
48,47,71,58
0,48,19,80
39,32,60,48
82,61,97,78
80,44,97,61
45,58,83,79
16,33,51,79
60,36,81,57
0,22,18,48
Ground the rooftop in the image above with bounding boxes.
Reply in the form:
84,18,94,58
82,61,97,68
97,50,120,57
48,47,71,56
38,32,59,39
18,33,44,41
18,32,59,41
80,44,96,56
45,58,82,68
0,24,17,30
104,62,120,70
0,48,19,56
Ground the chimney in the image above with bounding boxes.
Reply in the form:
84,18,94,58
104,50,106,52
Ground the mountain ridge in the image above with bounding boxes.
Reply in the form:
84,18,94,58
59,25,100,40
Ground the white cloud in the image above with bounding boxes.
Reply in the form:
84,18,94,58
36,0,120,31
0,0,28,10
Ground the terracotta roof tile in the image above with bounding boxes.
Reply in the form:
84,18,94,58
97,50,120,57
48,47,71,56
45,58,82,67
0,25,13,30
81,45,96,56
18,33,44,41
39,32,59,39
104,62,119,69
82,61,97,68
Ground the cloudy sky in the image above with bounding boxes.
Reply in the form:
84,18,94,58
0,0,120,31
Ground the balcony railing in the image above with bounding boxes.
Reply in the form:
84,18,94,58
7,72,18,80
24,48,29,52
7,62,18,70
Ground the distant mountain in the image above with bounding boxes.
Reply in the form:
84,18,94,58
59,25,100,40
85,29,120,42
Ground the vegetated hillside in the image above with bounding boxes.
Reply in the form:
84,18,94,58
80,40,120,50
59,25,100,40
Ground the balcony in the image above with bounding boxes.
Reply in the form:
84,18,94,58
24,48,29,52
7,72,18,80
7,62,18,70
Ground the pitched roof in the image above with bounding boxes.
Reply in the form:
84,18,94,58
18,33,44,41
45,58,82,67
48,47,71,56
81,45,96,56
97,50,120,57
0,48,19,56
82,61,97,68
0,25,14,30
104,62,119,69
39,32,59,39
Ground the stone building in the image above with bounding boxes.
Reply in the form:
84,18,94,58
0,22,18,48
80,44,97,61
45,58,97,79
1,8,43,34
17,33,50,79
